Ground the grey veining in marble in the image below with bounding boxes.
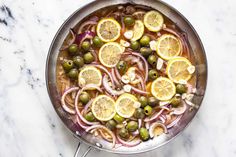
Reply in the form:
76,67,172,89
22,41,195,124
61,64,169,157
0,0,236,156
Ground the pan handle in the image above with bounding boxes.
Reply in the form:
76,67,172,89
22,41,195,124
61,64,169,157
74,142,92,157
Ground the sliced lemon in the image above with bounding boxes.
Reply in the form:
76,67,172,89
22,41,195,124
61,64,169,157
115,93,138,118
166,57,193,83
144,10,164,32
96,18,121,42
151,77,176,101
131,20,144,41
156,34,182,60
99,42,124,68
91,95,116,121
78,66,102,87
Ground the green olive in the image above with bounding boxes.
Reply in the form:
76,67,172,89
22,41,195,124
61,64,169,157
148,69,158,80
83,52,95,64
123,16,135,26
73,56,84,68
171,97,181,107
67,68,78,79
144,105,153,116
81,41,91,51
130,41,140,50
126,121,138,132
139,96,148,108
140,35,150,46
133,108,145,119
106,120,117,130
140,47,152,57
116,61,127,74
113,114,124,124
92,36,103,47
148,97,159,107
68,44,78,56
176,84,187,94
62,60,74,72
84,112,95,122
118,128,129,139
139,127,150,141
148,55,157,67
79,92,90,105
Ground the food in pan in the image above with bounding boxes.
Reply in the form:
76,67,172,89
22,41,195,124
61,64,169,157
57,5,197,148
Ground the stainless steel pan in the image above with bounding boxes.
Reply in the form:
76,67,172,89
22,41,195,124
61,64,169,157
46,0,207,156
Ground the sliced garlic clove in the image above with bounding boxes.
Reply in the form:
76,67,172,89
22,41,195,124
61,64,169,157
121,75,130,84
150,40,157,51
187,65,195,74
156,57,164,70
124,30,134,39
123,84,132,92
120,39,130,47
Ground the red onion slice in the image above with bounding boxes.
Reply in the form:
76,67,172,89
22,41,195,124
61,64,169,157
116,135,141,147
114,67,122,80
149,122,168,138
75,85,101,125
130,85,148,95
83,99,94,114
144,108,164,122
60,29,76,51
170,101,187,115
124,52,148,82
111,68,121,86
75,31,95,47
85,125,116,148
76,115,89,130
61,87,79,114
167,115,182,129
103,75,124,96
91,64,115,87
138,119,142,128
77,21,98,34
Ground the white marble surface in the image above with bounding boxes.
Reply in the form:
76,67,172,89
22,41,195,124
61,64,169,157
0,0,236,156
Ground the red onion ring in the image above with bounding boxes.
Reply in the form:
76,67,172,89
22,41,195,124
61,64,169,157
123,52,148,82
170,101,187,115
138,119,142,128
167,115,182,129
91,64,115,87
130,85,148,95
131,130,139,136
75,31,95,48
86,125,116,148
114,67,122,80
111,68,121,86
78,21,98,34
60,29,76,51
76,115,89,130
144,108,164,122
90,50,98,62
103,75,124,96
116,135,141,147
145,122,150,129
149,122,168,138
136,75,145,91
75,85,101,125
61,87,79,114
83,99,94,114
98,129,113,142
159,116,166,123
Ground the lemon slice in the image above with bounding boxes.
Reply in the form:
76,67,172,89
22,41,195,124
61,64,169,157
96,18,121,42
99,42,124,68
91,95,116,121
144,10,164,32
166,57,193,83
156,34,182,60
131,20,144,41
151,77,176,101
78,66,102,87
115,93,138,118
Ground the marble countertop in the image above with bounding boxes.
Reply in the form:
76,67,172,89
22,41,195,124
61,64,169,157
0,0,236,156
